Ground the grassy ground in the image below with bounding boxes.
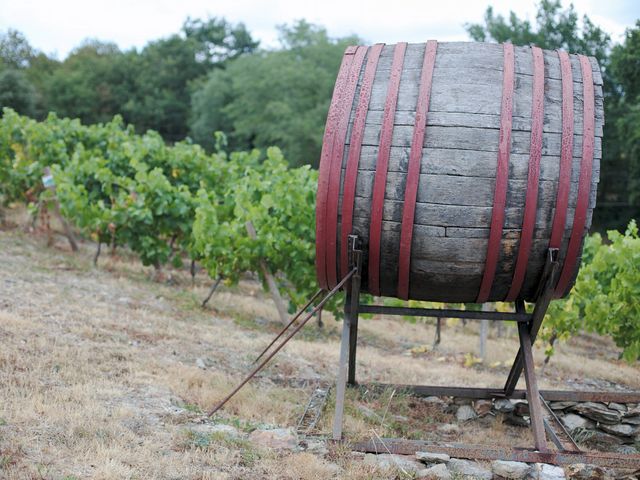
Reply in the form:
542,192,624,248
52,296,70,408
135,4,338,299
1,216,639,479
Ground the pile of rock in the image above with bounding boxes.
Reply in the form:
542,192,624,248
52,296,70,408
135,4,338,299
442,397,640,451
363,450,601,479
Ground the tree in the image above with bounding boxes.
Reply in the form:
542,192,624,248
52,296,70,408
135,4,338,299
0,29,35,69
45,41,132,125
182,17,258,63
124,17,258,142
466,1,610,62
190,20,360,166
0,69,36,116
610,22,640,210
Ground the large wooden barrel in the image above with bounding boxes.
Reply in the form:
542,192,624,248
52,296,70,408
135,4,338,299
315,41,602,303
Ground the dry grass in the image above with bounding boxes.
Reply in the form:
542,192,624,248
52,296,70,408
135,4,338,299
1,216,639,478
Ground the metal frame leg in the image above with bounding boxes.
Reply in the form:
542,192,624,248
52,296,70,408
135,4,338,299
332,235,363,440
347,268,361,386
332,301,351,440
504,248,559,395
518,321,548,452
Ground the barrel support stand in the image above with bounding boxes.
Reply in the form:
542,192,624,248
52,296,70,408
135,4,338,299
332,235,363,440
333,243,569,453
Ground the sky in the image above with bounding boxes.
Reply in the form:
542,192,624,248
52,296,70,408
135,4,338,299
1,0,638,59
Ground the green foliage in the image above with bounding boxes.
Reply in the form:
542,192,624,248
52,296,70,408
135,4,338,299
609,22,640,208
544,221,640,361
0,29,35,69
192,146,336,312
466,0,610,61
0,69,36,116
45,41,133,125
0,109,329,314
190,20,360,166
113,17,258,142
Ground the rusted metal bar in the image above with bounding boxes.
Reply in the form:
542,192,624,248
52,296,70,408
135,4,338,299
518,319,548,452
358,383,640,403
334,236,363,439
354,304,531,322
504,248,559,395
540,395,580,452
333,308,351,440
208,268,356,417
346,439,640,469
347,236,363,386
251,289,323,365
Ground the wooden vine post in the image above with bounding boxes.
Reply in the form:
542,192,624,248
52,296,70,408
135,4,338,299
245,220,289,325
42,166,79,252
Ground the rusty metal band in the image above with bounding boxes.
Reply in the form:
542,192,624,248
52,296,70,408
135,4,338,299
505,46,544,301
554,55,595,297
340,44,384,279
397,40,438,300
476,42,515,303
325,46,368,287
315,46,357,289
548,51,574,253
368,42,407,296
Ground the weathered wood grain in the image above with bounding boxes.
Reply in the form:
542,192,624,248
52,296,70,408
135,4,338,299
354,125,602,158
346,197,593,230
375,42,603,85
339,146,601,183
343,171,597,208
346,110,603,137
368,69,604,117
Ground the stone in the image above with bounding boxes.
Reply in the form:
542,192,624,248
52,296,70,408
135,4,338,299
391,414,410,422
190,423,242,439
624,405,640,419
248,427,298,450
422,396,447,406
598,423,637,438
195,358,206,369
448,458,492,479
323,462,342,476
417,463,451,480
456,405,477,422
437,423,460,434
492,460,530,479
474,399,493,416
363,453,424,474
622,415,640,425
615,445,639,454
607,402,627,413
505,412,530,427
571,403,621,425
303,438,328,455
531,463,566,480
358,405,383,423
549,401,578,411
415,451,450,464
565,463,608,480
513,400,530,416
581,430,623,449
494,398,516,413
561,413,595,432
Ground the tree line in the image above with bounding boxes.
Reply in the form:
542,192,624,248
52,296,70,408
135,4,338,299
0,1,638,231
